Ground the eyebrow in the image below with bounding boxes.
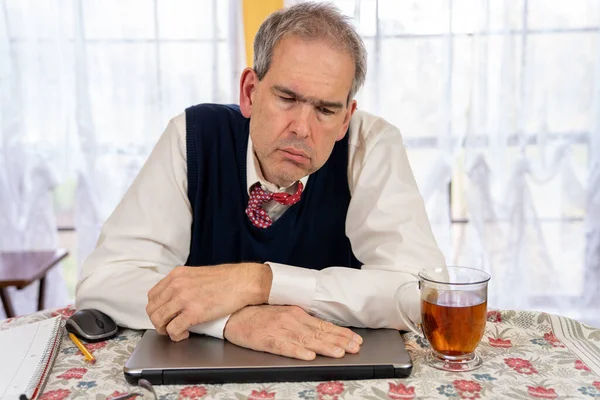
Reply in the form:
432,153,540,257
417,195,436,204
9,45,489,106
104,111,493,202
272,85,345,109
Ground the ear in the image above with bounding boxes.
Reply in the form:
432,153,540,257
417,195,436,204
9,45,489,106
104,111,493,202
337,100,358,141
239,68,259,118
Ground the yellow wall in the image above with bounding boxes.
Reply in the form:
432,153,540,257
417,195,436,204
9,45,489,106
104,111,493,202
242,0,284,67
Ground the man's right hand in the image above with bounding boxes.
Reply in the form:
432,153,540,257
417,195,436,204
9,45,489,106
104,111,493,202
223,305,363,360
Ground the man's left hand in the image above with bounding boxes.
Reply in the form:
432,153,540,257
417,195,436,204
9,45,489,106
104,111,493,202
146,263,272,341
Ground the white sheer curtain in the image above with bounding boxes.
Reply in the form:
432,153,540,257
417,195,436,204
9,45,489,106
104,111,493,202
1,0,244,314
297,0,599,327
0,1,71,317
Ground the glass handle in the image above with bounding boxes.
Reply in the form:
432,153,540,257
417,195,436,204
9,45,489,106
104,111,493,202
395,280,422,335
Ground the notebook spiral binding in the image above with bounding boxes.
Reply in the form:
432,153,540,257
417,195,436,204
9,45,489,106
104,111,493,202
24,318,65,400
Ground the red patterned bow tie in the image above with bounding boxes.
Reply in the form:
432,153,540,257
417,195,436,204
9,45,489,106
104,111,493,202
245,182,304,228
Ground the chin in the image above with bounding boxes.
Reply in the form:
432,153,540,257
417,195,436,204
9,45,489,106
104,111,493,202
274,168,306,186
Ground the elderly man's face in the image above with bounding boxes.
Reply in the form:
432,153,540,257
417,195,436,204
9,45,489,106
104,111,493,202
240,35,357,187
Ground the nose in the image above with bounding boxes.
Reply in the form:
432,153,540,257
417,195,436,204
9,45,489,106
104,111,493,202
292,104,312,138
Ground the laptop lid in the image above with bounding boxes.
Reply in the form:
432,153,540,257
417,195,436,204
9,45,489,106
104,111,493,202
124,328,412,385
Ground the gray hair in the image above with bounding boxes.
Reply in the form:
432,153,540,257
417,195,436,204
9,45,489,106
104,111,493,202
253,2,367,103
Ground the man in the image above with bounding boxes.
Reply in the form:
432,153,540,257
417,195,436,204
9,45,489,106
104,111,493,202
76,3,445,361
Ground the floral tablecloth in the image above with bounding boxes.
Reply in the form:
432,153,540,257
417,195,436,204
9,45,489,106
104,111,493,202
1,306,600,399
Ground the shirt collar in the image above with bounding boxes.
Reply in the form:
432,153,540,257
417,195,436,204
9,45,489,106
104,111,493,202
246,135,309,195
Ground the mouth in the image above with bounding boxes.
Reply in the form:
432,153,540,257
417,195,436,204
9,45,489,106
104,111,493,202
279,147,310,165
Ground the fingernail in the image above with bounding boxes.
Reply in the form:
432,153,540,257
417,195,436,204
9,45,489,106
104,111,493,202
353,334,363,344
335,347,344,356
348,341,359,351
303,350,315,360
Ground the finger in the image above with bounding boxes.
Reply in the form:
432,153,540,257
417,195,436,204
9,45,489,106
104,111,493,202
147,274,172,303
306,315,363,345
150,300,183,335
288,325,360,358
166,313,193,341
263,336,316,361
311,328,361,355
169,329,190,342
148,266,187,313
146,284,174,317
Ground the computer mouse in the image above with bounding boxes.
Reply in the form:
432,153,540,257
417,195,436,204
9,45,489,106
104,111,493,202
66,309,118,342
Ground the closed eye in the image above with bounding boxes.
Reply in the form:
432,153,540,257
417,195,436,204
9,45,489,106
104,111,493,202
279,96,295,103
317,106,334,115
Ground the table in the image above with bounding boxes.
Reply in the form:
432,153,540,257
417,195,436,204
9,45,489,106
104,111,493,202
0,249,69,318
1,306,599,399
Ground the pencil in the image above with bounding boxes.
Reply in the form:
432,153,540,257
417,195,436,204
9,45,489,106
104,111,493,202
68,333,97,364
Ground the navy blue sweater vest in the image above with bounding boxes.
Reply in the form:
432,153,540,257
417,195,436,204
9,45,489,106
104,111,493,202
185,104,361,270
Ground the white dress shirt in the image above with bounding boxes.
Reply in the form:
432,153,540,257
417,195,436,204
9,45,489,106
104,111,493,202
75,109,446,339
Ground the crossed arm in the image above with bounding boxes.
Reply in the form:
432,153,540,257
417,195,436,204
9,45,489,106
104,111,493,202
75,112,445,360
145,262,364,360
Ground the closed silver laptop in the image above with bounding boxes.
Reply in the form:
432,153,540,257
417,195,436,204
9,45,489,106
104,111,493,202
124,328,413,385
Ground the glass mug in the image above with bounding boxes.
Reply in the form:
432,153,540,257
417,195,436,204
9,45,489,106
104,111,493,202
396,266,491,371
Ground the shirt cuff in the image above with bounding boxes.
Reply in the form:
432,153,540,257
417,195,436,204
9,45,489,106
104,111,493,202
266,262,317,310
188,315,230,339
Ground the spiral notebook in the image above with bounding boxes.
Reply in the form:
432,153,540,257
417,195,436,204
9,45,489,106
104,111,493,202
0,316,64,400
